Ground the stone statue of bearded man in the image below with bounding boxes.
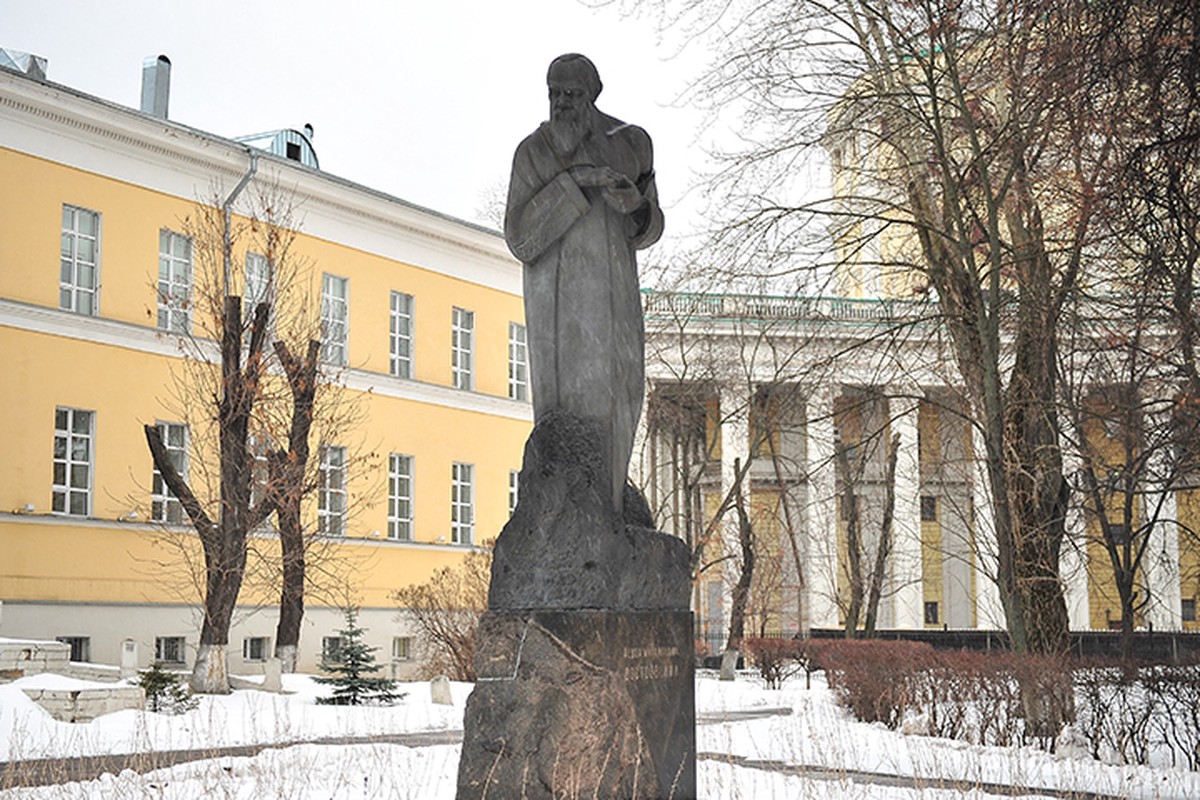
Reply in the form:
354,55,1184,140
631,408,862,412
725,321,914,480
504,53,664,514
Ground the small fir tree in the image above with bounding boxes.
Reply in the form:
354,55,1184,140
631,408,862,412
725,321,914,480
137,662,199,714
314,608,404,706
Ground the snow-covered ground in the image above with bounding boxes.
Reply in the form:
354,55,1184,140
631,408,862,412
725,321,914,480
2,670,1198,799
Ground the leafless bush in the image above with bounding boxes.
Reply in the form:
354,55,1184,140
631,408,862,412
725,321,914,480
391,547,490,681
1075,660,1200,769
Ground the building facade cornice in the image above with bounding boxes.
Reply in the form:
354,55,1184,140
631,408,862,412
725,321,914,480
0,69,520,295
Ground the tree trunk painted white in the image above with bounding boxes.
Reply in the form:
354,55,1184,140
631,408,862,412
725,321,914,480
275,643,298,674
190,643,230,694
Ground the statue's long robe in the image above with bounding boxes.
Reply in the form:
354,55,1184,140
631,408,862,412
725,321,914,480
505,113,663,511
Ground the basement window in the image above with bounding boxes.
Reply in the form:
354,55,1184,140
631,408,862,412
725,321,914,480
243,637,268,662
56,636,90,663
155,636,186,665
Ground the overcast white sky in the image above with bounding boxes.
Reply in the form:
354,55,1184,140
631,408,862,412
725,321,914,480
1,0,712,236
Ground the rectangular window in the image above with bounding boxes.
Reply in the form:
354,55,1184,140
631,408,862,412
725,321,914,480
56,636,91,663
52,407,93,516
156,636,186,665
1183,598,1197,623
451,462,474,544
390,291,414,379
248,432,271,517
322,636,344,664
1104,523,1131,545
920,495,938,522
451,307,474,390
392,636,412,661
508,322,528,400
151,422,189,524
508,469,520,517
242,636,268,662
388,453,414,541
157,229,192,333
924,601,940,625
318,445,347,535
244,252,272,343
321,273,349,365
60,205,100,315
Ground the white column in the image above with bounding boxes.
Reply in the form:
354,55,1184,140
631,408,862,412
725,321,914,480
971,425,1006,629
1059,451,1091,631
890,392,923,629
805,385,840,630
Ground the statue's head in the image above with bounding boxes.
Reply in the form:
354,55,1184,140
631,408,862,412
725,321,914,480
547,54,602,123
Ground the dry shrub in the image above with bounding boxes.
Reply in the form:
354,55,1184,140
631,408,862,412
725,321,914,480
743,638,828,689
392,548,490,681
1075,659,1200,769
821,640,1074,748
820,639,934,728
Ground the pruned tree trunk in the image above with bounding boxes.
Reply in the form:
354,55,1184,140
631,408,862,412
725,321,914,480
145,297,272,694
270,338,320,672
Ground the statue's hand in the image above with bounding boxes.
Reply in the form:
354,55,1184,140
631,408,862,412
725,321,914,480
568,166,644,214
569,165,622,188
601,185,645,214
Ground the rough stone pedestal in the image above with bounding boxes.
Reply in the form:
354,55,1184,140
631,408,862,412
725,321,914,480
457,413,695,799
458,610,695,799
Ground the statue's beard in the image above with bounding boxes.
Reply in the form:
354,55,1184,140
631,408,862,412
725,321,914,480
547,108,594,156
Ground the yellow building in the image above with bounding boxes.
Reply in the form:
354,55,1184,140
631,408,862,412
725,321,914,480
0,57,530,674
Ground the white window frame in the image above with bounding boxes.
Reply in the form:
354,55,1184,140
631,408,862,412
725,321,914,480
56,636,91,663
155,636,186,665
508,322,528,401
242,636,269,662
248,431,271,518
451,307,474,390
509,469,520,517
52,407,93,517
390,291,414,379
388,453,414,541
321,273,349,365
318,445,348,536
322,635,344,664
244,252,273,343
391,636,412,661
451,461,474,545
157,229,192,333
60,205,100,315
151,422,189,524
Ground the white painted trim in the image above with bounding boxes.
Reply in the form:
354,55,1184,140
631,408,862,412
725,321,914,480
0,512,488,556
0,298,533,422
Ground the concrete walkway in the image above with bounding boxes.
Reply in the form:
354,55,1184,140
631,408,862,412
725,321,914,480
1,708,1122,798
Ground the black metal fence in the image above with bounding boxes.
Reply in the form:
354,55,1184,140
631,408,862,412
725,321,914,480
697,628,1200,665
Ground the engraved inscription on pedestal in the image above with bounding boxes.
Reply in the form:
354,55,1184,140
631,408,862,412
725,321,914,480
459,610,695,800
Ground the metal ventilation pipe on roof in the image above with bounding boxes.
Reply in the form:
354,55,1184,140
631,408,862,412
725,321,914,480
140,54,171,119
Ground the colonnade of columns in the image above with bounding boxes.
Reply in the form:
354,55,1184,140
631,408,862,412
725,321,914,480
641,380,1191,637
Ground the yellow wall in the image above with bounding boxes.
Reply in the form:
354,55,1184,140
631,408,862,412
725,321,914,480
0,147,530,612
1177,489,1200,632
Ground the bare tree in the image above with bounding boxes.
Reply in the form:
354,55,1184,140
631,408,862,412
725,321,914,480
621,0,1143,655
392,547,491,681
144,186,349,691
